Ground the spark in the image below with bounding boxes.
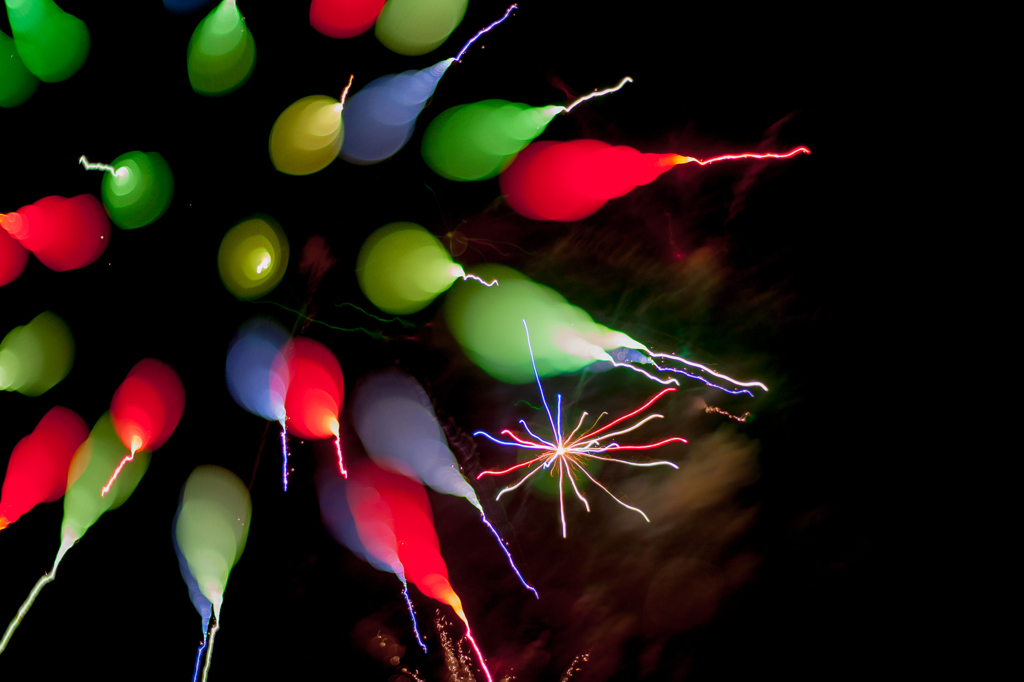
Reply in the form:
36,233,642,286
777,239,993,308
191,630,208,682
648,351,768,392
79,155,128,178
561,651,591,682
454,4,517,62
460,273,499,287
479,513,539,598
255,253,272,273
101,436,142,497
339,73,354,111
475,321,686,537
0,537,73,654
562,76,633,113
673,146,811,166
401,581,428,653
705,405,750,422
334,433,347,478
201,617,219,682
279,418,290,491
463,626,493,682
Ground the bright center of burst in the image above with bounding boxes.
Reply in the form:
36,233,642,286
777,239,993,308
255,252,272,274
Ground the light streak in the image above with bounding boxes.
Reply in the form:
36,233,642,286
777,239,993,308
705,405,750,422
201,617,219,682
647,351,768,392
453,4,517,62
463,626,493,682
562,76,633,113
401,581,428,652
279,418,290,492
646,360,756,397
475,321,686,537
339,73,354,111
333,433,347,478
459,273,499,287
79,155,128,178
0,538,73,654
101,436,142,497
436,612,476,682
673,146,810,166
479,513,539,598
191,630,208,682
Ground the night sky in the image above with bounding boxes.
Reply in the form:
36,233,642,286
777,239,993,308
1,2,884,680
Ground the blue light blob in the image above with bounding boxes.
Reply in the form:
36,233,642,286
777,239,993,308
225,318,290,421
163,0,216,14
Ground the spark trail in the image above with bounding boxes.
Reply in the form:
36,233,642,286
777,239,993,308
454,4,517,62
563,76,633,113
475,321,687,537
0,537,73,654
79,155,127,178
705,405,750,422
201,617,219,682
279,418,290,491
673,146,810,166
101,436,141,497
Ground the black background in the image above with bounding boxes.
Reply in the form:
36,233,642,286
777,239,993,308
1,2,885,680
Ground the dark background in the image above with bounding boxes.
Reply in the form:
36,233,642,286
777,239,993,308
1,2,886,680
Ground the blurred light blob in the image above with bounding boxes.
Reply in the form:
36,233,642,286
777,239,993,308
110,358,186,457
174,465,251,619
339,59,452,164
2,195,110,271
352,368,480,508
0,311,74,396
100,151,174,230
4,0,89,82
0,225,30,286
422,100,562,181
60,413,151,548
309,0,384,38
0,407,89,531
444,264,646,384
164,0,216,14
171,505,213,670
187,0,256,97
269,95,345,176
217,215,289,300
500,140,681,221
225,318,291,422
283,337,345,442
0,29,39,107
356,222,473,315
374,0,467,56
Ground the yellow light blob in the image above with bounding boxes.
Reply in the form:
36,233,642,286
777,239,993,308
269,95,345,176
218,216,289,300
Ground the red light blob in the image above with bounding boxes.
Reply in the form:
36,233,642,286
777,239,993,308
310,0,385,38
0,224,29,286
4,195,110,271
0,407,89,529
500,140,679,222
111,359,185,453
283,337,345,441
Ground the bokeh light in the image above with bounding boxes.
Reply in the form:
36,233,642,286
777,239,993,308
444,264,646,384
99,151,174,230
217,215,289,300
309,0,384,39
110,358,186,455
339,60,452,164
374,0,467,56
61,413,151,545
186,0,256,97
225,318,291,422
500,140,681,221
269,95,345,176
4,0,90,83
0,407,89,530
356,221,469,315
0,225,29,286
283,337,344,441
2,194,110,272
0,29,39,108
174,465,251,616
421,100,561,181
0,311,74,396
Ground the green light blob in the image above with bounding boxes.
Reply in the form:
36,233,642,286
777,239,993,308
422,100,562,181
0,29,39,107
175,465,251,617
186,0,255,97
0,311,73,396
217,215,289,300
443,264,646,384
269,95,344,176
356,222,466,315
61,413,151,545
374,0,467,56
100,151,174,230
4,0,89,82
